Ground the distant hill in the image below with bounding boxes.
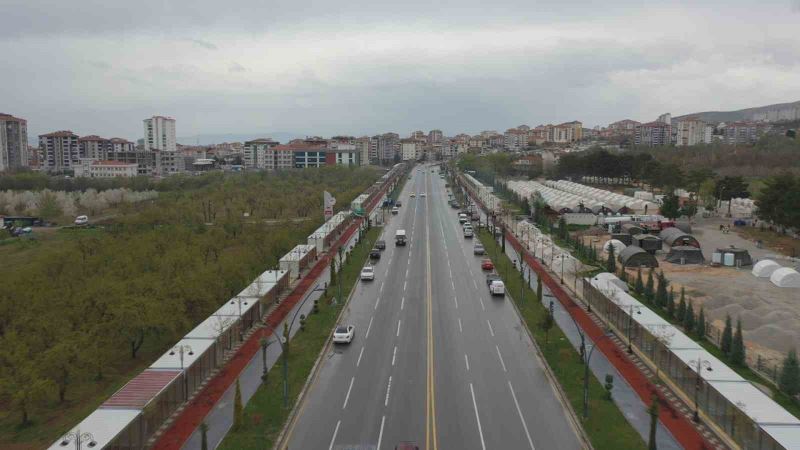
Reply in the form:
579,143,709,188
674,100,800,124
177,132,306,146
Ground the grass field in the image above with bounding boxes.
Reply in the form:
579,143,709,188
479,229,647,450
218,225,380,449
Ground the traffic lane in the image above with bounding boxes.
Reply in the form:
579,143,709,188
334,191,428,447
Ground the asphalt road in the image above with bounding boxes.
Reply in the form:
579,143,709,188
282,165,582,450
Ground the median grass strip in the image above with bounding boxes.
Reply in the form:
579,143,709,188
218,225,380,450
479,228,647,450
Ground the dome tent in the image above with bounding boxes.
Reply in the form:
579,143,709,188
603,239,627,255
665,246,705,265
619,245,659,268
659,227,701,249
770,267,800,288
752,260,781,278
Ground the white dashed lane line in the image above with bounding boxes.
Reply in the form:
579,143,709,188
356,346,365,367
342,376,355,409
328,420,341,450
496,345,507,372
487,320,495,337
365,316,374,339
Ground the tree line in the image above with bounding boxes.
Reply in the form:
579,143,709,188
0,166,380,440
0,169,231,193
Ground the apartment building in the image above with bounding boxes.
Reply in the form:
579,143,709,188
400,139,418,161
74,159,138,178
0,113,28,171
104,150,156,176
634,122,672,146
427,129,443,144
504,128,528,150
326,148,361,166
78,135,110,160
39,130,80,172
724,122,766,145
411,130,426,140
243,138,279,169
376,133,399,165
675,117,712,146
110,138,135,152
143,116,176,152
355,136,371,165
154,150,185,176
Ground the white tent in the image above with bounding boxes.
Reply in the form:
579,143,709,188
752,260,781,278
603,239,627,255
770,267,800,288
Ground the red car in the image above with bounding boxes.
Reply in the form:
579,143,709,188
481,259,494,270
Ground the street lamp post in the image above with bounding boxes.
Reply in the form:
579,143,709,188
583,332,612,419
58,428,96,450
259,336,269,382
262,283,325,408
229,297,250,341
169,344,194,400
690,357,714,422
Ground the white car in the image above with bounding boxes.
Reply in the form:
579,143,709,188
410,193,416,198
420,192,426,197
463,227,474,238
489,280,505,296
333,325,355,344
74,215,89,225
360,266,375,281
391,207,399,215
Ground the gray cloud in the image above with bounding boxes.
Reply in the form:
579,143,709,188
187,38,217,50
228,62,247,73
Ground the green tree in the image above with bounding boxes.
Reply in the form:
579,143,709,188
686,168,716,193
731,319,746,366
666,287,675,318
558,216,568,240
698,178,717,208
233,378,243,431
660,193,681,219
648,395,659,450
715,176,750,201
683,300,695,333
36,190,64,221
604,374,614,401
644,268,655,302
536,275,543,303
540,308,554,346
655,271,668,309
779,349,800,397
634,268,644,295
695,307,706,341
676,288,686,322
0,332,56,425
606,243,616,273
721,315,733,357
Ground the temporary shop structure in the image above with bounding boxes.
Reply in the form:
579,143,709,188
712,247,753,267
619,245,659,268
611,232,633,246
659,227,701,249
633,234,663,254
622,223,645,236
603,239,627,255
752,260,782,278
770,267,800,288
665,246,705,265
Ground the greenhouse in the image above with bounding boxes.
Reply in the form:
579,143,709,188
752,260,781,278
770,267,800,288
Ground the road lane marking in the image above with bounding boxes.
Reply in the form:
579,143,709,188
385,267,389,276
406,267,409,277
465,353,470,371
377,415,386,450
403,280,407,291
470,383,487,450
453,296,458,308
343,376,355,409
425,184,438,450
496,345,507,372
396,319,402,337
380,282,384,293
392,346,397,366
508,381,536,450
401,296,405,310
385,375,393,406
375,295,381,310
410,251,413,258
458,318,463,333
487,320,495,337
473,279,478,289
357,346,365,367
451,280,455,290
479,297,486,311
329,420,341,450
365,316,374,339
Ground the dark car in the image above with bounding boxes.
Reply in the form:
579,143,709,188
370,249,381,259
395,201,402,207
395,443,420,450
486,272,501,286
375,240,386,250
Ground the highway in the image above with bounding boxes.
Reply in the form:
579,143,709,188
282,165,582,450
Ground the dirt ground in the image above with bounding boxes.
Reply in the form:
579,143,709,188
601,215,800,371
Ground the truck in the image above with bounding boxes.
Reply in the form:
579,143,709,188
395,229,407,246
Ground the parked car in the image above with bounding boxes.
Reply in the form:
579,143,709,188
420,192,426,197
395,201,402,207
410,193,416,198
473,243,485,255
481,259,494,270
74,215,89,226
360,266,375,281
375,240,386,250
370,248,381,259
463,227,473,238
333,325,355,344
489,280,506,296
486,272,501,286
458,213,468,224
391,207,399,215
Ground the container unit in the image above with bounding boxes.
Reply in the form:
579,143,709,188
47,408,144,450
150,338,218,405
308,211,351,253
214,294,263,335
714,247,752,267
237,269,289,303
585,274,800,450
633,234,662,253
279,244,317,279
184,314,240,365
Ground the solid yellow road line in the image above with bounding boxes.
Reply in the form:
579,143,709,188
425,171,439,450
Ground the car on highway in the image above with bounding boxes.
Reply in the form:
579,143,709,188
473,243,485,255
481,258,494,270
391,206,399,215
370,248,381,259
394,442,419,450
486,272,501,286
375,240,386,250
463,227,473,238
458,213,468,223
489,280,506,296
395,229,407,246
74,215,89,226
410,193,415,198
360,266,375,281
395,201,402,207
333,325,355,344
420,192,426,197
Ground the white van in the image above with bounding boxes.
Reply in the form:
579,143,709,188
489,280,505,296
395,229,407,246
458,213,468,224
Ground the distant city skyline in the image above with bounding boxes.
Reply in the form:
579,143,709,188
2,0,800,142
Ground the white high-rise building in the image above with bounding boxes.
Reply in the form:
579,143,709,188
675,117,712,146
143,116,176,152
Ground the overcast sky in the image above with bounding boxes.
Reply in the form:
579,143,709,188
2,0,799,142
